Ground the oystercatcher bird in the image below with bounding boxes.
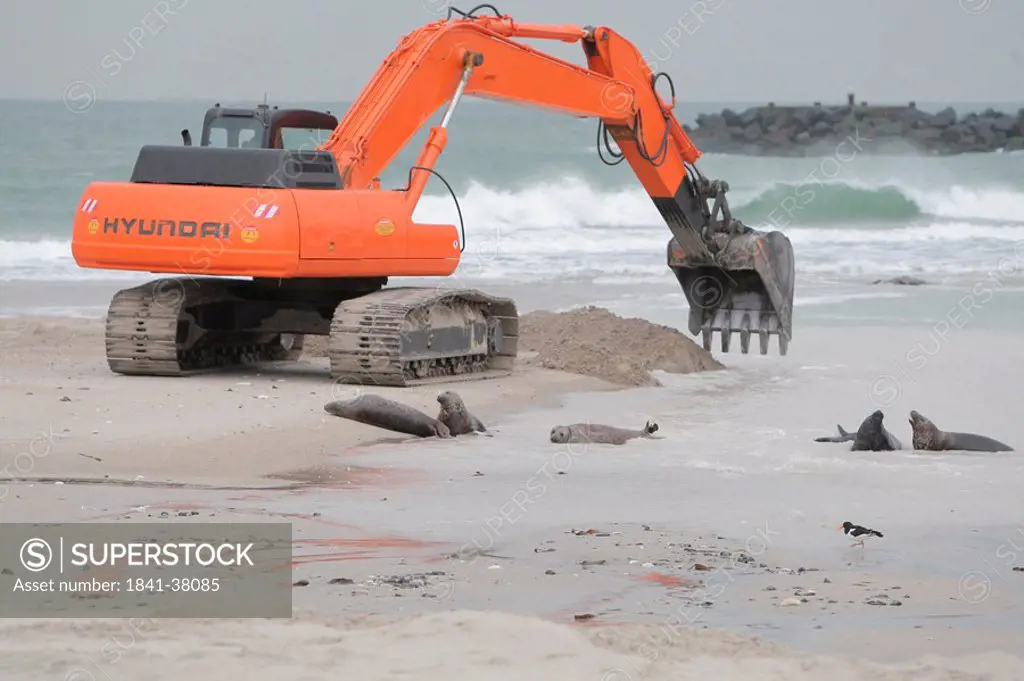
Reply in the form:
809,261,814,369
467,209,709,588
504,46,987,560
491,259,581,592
838,521,883,548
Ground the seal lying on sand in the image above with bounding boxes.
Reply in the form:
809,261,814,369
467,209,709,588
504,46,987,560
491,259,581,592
549,420,659,446
909,410,1013,452
814,411,903,451
436,390,487,436
324,394,451,438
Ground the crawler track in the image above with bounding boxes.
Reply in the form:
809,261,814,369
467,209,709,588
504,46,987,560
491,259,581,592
103,278,518,386
328,287,518,387
104,278,303,376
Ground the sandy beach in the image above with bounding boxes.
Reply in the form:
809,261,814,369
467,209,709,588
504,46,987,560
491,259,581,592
1,0,1022,669
2,277,1023,680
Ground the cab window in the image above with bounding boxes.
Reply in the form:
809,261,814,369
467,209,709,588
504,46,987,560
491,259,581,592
279,127,332,151
238,128,261,148
205,119,264,148
207,127,227,147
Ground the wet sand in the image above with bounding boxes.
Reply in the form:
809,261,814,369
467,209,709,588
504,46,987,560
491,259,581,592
2,310,1023,679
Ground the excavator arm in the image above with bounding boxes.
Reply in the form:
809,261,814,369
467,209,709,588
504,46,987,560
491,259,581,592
321,15,698,189
320,8,794,355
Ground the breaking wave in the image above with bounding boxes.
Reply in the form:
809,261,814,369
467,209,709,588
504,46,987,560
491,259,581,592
732,181,1024,225
412,176,1024,228
3,176,1023,282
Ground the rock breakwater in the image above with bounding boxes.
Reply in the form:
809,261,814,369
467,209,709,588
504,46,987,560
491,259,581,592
683,95,1024,156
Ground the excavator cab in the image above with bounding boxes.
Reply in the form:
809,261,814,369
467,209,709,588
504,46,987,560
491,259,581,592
179,103,338,151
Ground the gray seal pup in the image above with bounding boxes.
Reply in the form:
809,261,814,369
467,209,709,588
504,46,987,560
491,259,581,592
549,420,659,446
814,411,903,451
909,410,1013,452
436,390,487,436
324,394,451,438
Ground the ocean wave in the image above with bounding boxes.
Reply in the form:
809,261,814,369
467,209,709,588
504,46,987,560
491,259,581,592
4,176,1023,283
734,182,918,223
415,176,656,229
0,238,73,266
786,221,1024,244
0,238,143,282
412,176,1024,230
734,181,1024,225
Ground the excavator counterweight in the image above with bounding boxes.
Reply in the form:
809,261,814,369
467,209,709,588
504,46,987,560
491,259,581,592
70,6,795,387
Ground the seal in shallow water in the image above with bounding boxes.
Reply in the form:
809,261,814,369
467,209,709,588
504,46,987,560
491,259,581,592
549,420,659,446
814,411,902,450
814,424,855,443
324,394,451,438
436,390,487,436
850,410,901,451
908,410,1013,452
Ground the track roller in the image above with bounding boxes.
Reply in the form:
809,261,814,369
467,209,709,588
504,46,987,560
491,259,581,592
328,286,519,388
103,277,306,376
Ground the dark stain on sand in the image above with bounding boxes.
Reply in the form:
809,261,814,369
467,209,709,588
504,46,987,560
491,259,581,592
269,463,424,489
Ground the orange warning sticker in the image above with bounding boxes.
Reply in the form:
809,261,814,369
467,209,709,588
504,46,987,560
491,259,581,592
374,218,396,236
240,226,260,244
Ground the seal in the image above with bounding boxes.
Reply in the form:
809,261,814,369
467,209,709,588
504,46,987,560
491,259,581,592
851,410,902,451
814,411,903,451
549,420,659,446
908,410,1014,452
872,276,928,286
436,390,487,436
814,424,855,443
324,394,451,438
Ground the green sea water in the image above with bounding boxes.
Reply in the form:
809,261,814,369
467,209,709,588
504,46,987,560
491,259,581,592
1,98,1022,328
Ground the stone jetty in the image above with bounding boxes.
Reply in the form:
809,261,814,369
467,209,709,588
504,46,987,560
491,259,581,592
682,93,1024,156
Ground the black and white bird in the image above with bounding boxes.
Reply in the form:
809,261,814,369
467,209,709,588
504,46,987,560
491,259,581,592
838,521,883,548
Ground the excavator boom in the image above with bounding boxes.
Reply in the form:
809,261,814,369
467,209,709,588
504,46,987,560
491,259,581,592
317,10,793,354
70,6,794,388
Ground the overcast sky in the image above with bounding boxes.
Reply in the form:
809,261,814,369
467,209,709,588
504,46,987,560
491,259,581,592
2,0,1020,104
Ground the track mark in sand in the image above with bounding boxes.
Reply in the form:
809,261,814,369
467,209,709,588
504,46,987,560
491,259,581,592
0,476,312,492
299,537,445,550
292,537,448,567
1,463,425,493
80,506,364,531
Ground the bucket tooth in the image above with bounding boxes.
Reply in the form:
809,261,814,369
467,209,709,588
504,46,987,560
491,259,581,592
701,320,713,351
720,310,732,353
739,313,752,354
758,315,770,355
766,314,786,356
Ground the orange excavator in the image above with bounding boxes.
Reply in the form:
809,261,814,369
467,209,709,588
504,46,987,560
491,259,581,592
70,5,794,387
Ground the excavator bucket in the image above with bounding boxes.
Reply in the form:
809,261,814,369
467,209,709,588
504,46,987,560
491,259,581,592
668,227,795,356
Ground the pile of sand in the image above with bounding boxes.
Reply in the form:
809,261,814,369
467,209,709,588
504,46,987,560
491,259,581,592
304,305,723,387
518,306,724,386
